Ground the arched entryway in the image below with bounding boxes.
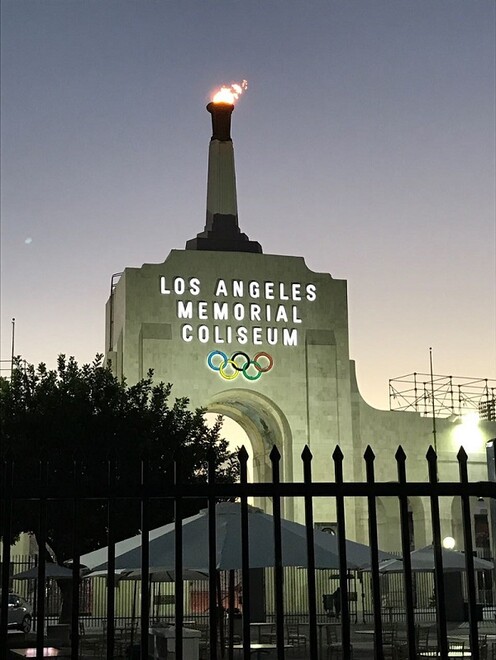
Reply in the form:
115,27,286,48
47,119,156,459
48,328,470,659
205,388,293,518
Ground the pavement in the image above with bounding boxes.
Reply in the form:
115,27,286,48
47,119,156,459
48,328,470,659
7,619,496,659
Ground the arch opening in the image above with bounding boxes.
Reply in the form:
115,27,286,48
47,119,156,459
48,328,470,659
204,388,293,518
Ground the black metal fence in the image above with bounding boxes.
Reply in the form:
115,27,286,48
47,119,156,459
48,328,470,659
1,443,495,660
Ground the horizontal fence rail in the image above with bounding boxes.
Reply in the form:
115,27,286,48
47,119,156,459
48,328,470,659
1,443,495,660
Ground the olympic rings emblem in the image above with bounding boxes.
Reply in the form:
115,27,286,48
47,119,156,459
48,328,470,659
207,351,274,381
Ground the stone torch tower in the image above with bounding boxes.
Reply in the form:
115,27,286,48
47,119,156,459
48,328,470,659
185,101,262,253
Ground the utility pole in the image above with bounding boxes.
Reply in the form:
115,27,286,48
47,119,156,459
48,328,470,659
10,317,15,378
430,347,437,452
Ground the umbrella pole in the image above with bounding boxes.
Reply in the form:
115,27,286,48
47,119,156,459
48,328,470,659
130,580,137,649
216,571,225,659
148,575,152,625
32,556,38,632
32,579,38,632
228,570,235,660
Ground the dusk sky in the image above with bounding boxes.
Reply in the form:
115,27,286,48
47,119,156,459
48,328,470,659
1,1,495,410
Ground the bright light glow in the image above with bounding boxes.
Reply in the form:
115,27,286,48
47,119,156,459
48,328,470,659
212,80,248,104
204,412,253,484
461,411,480,428
442,536,456,550
452,410,484,452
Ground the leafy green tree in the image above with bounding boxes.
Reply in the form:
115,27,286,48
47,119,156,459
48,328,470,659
0,355,239,620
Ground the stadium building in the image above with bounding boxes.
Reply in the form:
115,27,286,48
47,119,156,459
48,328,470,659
105,97,496,555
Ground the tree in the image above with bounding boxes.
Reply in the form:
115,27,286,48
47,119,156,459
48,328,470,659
0,354,239,620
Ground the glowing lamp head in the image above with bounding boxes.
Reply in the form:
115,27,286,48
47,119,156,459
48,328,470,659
460,411,480,428
442,536,456,550
452,410,484,452
211,80,248,105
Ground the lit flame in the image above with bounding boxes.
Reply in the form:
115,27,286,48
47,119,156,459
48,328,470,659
212,80,248,104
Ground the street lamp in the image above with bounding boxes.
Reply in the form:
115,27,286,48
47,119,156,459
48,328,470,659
442,536,456,550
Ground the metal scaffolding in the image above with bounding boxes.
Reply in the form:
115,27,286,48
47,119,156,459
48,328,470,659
389,373,496,421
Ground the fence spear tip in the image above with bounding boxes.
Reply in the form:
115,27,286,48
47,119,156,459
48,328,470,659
426,446,437,461
238,446,249,463
301,445,313,461
364,446,375,461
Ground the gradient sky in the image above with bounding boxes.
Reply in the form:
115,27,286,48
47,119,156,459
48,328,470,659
1,1,495,410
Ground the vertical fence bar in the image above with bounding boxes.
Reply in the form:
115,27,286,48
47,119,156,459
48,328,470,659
333,446,352,657
36,464,47,649
106,452,116,660
0,451,14,651
227,570,235,660
70,454,81,660
208,451,218,660
238,446,251,660
36,457,48,657
486,440,496,617
140,451,150,660
174,453,184,659
302,446,318,659
270,446,285,660
426,446,448,657
364,446,384,660
458,447,480,660
216,570,225,658
396,446,416,659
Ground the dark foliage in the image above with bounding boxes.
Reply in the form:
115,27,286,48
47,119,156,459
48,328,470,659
0,354,239,565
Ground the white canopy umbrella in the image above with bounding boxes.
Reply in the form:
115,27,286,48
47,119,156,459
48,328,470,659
13,563,75,580
79,521,176,571
375,545,494,572
86,567,208,582
80,525,209,581
89,502,392,573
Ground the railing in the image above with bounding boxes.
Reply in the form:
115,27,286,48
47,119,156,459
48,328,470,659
1,443,495,659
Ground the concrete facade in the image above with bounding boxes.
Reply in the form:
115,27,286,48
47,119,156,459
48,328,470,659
105,248,496,549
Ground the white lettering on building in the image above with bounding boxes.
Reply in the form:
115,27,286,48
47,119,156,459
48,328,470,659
213,302,228,320
177,301,193,319
159,275,319,347
181,324,193,342
215,279,228,296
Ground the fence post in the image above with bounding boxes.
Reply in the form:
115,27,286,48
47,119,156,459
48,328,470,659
458,447,480,660
140,449,150,660
207,449,219,660
333,445,352,658
0,450,14,651
396,446,416,659
302,446,318,660
71,452,81,660
36,456,48,657
174,452,184,659
106,450,116,660
486,440,496,610
426,446,448,657
238,446,250,660
364,445,384,660
270,445,285,660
